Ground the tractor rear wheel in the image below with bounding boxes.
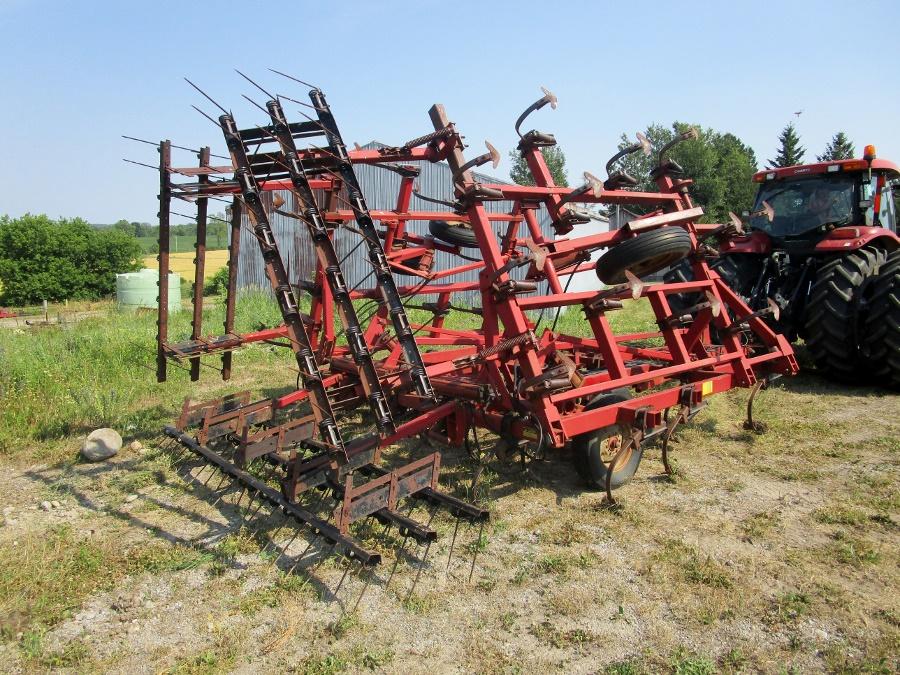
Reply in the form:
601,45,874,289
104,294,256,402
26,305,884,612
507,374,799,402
595,227,692,284
573,390,643,491
863,248,900,388
804,246,887,383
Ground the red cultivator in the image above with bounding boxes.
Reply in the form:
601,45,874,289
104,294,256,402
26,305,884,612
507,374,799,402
143,75,797,598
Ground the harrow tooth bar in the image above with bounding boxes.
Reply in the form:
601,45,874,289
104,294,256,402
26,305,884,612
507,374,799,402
332,453,441,534
238,414,317,464
361,465,490,523
163,426,380,566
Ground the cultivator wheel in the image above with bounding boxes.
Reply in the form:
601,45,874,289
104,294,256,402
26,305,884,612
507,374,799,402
595,227,693,284
805,246,887,383
130,76,799,600
573,391,642,491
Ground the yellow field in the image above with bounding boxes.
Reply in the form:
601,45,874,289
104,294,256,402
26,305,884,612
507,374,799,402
142,249,229,280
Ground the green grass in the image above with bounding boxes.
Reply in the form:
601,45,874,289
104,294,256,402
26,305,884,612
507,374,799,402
0,525,117,642
0,290,286,460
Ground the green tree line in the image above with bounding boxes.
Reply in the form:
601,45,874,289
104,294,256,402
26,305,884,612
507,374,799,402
0,215,143,305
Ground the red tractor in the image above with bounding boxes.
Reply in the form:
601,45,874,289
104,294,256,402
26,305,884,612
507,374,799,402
667,145,900,385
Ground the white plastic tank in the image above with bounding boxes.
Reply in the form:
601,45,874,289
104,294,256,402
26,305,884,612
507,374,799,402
116,269,181,312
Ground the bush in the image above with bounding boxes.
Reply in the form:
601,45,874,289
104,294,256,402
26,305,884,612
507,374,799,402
0,214,142,305
204,265,230,296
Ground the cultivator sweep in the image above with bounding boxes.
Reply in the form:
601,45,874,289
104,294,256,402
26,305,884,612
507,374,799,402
138,74,797,594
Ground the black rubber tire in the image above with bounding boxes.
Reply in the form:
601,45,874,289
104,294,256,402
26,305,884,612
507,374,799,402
804,246,887,383
573,390,643,491
595,227,693,284
863,248,900,388
429,220,480,249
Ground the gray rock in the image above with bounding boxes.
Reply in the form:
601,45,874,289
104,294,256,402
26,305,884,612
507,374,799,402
129,440,143,452
82,428,122,462
40,501,52,511
124,494,138,503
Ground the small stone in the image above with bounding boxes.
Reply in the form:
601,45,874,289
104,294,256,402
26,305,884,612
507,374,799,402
129,440,143,452
125,494,138,503
40,501,52,511
51,500,61,509
2,506,13,516
82,428,122,462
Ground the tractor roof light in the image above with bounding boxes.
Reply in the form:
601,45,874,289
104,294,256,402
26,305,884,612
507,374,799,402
766,172,776,181
827,164,841,172
864,144,877,161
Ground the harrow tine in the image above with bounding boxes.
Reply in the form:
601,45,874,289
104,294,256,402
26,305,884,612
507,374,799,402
287,537,318,574
310,542,337,576
333,558,352,597
273,530,300,565
211,479,237,508
261,520,286,554
352,566,374,613
202,465,220,487
405,539,432,604
212,472,229,494
468,521,485,583
233,487,248,511
385,533,410,591
184,78,230,116
446,517,460,573
240,496,265,529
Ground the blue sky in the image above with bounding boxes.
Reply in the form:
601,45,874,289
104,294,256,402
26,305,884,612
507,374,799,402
2,0,898,223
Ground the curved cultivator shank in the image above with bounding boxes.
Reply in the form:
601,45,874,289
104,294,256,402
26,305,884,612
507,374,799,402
138,75,797,593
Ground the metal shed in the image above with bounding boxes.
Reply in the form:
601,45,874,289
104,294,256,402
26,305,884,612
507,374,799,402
234,143,569,305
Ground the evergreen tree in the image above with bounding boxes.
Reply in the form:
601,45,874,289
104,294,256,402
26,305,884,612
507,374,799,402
817,132,855,161
509,145,568,187
768,123,805,168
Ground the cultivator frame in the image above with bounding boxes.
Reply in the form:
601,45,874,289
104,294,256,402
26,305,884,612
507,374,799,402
143,76,797,594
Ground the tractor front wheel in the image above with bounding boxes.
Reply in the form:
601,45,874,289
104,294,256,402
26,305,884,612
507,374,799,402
863,248,900,388
804,246,887,383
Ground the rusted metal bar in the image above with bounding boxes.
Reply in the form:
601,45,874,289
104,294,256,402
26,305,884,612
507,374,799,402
156,140,172,383
221,197,241,380
163,427,380,565
311,89,435,402
263,97,395,435
190,146,210,381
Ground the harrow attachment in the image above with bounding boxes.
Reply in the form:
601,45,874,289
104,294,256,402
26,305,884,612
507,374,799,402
132,73,798,594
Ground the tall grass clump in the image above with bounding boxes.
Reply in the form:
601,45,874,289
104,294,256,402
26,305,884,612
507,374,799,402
0,290,288,459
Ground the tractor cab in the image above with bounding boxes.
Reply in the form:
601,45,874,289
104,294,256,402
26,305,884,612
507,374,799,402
748,149,899,247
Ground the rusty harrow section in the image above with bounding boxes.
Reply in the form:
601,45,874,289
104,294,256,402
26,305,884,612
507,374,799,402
141,76,491,595
135,74,798,595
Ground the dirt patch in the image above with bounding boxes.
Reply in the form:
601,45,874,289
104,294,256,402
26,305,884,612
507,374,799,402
0,376,898,673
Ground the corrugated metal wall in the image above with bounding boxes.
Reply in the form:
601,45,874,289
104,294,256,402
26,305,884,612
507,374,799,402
235,154,556,305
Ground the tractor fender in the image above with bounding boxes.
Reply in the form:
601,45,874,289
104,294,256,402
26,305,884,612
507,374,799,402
813,227,900,254
720,230,772,255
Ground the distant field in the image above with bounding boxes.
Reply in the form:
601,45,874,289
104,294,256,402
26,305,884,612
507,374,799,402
142,250,229,280
135,235,229,254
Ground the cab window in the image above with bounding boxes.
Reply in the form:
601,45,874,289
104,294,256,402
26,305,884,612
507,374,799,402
863,173,896,231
